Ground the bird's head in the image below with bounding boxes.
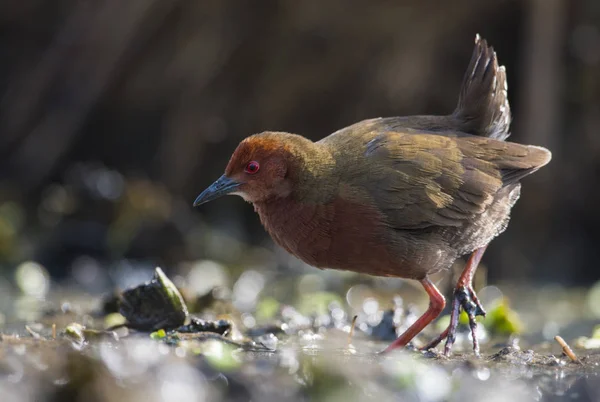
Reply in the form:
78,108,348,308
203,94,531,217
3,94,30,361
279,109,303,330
194,132,306,206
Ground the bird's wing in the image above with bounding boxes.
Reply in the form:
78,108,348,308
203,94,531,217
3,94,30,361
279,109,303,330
359,131,550,230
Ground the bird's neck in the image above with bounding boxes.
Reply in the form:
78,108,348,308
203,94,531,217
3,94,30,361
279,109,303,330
285,142,337,203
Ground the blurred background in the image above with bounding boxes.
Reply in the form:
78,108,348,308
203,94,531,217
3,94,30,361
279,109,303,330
0,0,598,295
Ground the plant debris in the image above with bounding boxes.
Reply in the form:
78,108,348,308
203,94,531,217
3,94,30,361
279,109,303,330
118,267,189,331
555,335,581,363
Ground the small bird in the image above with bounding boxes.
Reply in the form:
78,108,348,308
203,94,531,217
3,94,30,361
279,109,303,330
194,35,551,355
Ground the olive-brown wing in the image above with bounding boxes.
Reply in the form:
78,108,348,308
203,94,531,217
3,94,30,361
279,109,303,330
360,131,550,230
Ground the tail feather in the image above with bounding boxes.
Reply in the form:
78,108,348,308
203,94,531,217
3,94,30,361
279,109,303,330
453,34,511,141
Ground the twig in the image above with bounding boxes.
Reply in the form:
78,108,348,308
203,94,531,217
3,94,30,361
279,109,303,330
52,323,57,340
347,315,358,346
554,335,580,363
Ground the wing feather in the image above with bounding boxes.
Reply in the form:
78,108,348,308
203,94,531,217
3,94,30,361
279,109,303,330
360,131,550,230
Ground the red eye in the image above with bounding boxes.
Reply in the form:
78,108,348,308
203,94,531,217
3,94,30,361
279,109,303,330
244,161,260,174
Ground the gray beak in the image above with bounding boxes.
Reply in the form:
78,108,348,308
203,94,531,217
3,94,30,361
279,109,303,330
193,175,241,206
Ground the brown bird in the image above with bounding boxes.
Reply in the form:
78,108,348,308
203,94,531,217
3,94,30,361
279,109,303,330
194,35,551,355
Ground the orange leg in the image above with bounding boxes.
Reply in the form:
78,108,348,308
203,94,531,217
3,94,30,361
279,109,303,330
383,277,446,353
422,245,488,356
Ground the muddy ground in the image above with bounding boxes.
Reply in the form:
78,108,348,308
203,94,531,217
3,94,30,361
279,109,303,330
1,265,600,402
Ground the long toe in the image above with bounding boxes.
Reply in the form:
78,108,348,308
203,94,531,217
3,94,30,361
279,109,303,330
420,327,449,351
442,294,462,356
457,285,485,356
465,307,481,356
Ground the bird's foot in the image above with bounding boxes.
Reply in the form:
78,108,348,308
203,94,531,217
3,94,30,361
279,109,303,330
456,284,486,320
420,285,486,357
460,285,486,318
450,285,486,357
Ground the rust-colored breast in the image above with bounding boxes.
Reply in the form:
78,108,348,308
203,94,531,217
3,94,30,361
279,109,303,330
253,194,432,279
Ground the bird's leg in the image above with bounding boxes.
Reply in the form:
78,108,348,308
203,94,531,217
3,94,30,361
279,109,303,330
383,277,445,353
421,293,461,351
420,245,488,356
448,245,488,356
456,245,488,317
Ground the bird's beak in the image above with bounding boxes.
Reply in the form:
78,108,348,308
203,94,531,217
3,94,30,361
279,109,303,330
193,175,241,206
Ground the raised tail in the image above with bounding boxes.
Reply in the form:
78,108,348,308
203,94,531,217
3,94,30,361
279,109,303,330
452,34,511,141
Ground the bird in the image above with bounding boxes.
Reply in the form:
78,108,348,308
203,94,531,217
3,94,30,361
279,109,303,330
193,35,551,355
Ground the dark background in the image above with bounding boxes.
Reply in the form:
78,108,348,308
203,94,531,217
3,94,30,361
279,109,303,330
0,0,597,286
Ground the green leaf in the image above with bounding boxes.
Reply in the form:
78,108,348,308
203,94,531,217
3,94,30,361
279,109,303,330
150,329,167,340
482,298,523,335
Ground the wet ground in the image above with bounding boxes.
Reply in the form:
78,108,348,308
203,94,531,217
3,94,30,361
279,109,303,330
1,325,599,402
1,266,600,402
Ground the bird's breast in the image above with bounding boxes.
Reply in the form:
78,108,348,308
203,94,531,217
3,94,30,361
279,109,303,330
253,195,413,277
253,198,335,267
